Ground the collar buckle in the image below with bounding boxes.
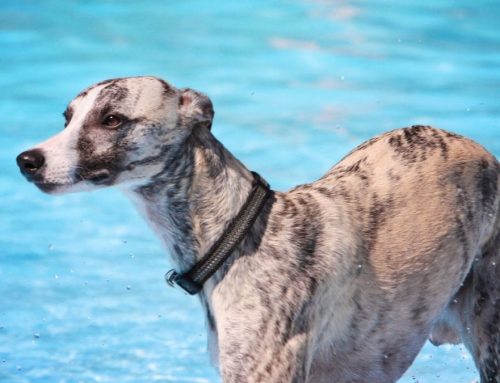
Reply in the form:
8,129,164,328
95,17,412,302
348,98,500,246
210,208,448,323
165,269,178,287
165,269,202,295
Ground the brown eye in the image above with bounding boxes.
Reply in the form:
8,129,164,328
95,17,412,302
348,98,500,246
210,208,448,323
63,108,73,128
102,114,122,128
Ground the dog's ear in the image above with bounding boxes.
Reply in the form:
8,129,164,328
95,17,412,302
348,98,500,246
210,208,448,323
178,88,214,131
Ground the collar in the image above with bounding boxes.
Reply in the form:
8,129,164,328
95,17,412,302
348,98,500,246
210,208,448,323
165,171,272,295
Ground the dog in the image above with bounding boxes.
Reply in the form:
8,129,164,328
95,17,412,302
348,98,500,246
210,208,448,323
16,76,499,383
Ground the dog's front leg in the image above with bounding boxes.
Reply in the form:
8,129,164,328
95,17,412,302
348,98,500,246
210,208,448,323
218,330,310,383
213,296,312,383
210,259,314,382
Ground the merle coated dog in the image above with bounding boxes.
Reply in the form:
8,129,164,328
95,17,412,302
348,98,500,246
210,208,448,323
17,77,499,382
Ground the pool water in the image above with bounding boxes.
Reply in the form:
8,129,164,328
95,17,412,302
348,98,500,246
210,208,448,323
1,1,499,382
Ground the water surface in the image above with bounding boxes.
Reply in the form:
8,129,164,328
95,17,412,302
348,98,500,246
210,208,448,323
1,1,499,382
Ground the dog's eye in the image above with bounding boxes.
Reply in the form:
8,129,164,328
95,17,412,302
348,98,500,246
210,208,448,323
63,109,73,128
102,114,122,128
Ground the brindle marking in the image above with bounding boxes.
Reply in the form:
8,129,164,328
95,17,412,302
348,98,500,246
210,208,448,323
17,77,500,382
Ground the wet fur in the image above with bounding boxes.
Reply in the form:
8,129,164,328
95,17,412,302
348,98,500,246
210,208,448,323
20,77,500,382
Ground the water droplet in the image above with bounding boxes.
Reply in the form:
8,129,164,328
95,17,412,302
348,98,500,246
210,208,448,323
33,333,40,339
48,244,54,250
54,274,59,280
383,354,389,359
126,285,131,291
122,240,128,244
16,365,22,371
492,261,496,266
357,264,363,269
453,299,458,303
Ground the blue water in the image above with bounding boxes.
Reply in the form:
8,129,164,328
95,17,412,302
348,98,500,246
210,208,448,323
1,0,499,382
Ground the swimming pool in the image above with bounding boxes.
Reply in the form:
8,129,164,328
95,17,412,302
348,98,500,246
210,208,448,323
1,0,499,382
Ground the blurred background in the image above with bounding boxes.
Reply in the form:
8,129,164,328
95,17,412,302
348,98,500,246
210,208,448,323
1,0,499,382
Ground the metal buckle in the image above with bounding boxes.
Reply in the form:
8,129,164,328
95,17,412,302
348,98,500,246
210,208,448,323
164,269,178,287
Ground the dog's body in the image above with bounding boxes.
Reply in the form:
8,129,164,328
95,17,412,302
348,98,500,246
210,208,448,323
17,77,499,382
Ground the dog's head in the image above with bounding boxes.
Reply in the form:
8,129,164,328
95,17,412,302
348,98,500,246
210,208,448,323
16,77,214,194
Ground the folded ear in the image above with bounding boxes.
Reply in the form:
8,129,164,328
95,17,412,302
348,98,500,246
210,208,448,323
178,88,214,130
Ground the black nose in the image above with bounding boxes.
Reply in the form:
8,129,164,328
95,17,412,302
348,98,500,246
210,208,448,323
16,149,45,178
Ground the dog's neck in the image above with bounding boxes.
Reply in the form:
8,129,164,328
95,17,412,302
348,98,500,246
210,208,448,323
124,128,254,273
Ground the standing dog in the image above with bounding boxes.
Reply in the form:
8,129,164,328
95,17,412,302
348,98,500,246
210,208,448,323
17,77,499,382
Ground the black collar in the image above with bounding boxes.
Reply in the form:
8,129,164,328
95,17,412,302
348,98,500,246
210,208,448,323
165,171,272,295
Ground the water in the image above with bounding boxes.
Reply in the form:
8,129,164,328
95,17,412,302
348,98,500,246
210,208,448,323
1,0,499,382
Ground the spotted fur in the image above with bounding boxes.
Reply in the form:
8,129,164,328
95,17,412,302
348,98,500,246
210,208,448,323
18,77,500,382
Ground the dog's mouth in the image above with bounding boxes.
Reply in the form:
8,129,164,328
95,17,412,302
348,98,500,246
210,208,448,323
31,180,73,194
31,169,112,194
72,168,112,185
86,170,112,185
19,171,63,193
